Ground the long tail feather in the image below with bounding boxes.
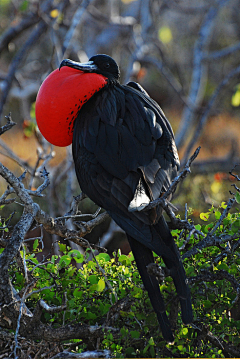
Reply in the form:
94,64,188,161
151,216,193,324
127,234,174,343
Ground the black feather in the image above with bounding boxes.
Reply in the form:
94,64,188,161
70,55,192,342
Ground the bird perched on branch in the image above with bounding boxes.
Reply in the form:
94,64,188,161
35,54,193,343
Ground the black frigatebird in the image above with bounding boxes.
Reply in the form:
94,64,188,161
35,54,193,343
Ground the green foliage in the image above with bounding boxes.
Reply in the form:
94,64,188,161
0,211,11,232
231,84,240,107
9,203,240,357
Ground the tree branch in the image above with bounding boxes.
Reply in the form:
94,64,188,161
0,21,47,121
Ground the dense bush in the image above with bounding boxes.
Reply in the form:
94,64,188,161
3,199,240,358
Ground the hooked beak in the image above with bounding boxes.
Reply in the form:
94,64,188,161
59,59,98,72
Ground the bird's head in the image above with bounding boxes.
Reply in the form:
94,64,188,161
59,54,120,82
35,54,119,147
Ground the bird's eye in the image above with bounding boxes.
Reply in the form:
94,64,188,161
105,63,110,69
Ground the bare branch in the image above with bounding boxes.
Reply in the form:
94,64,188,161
182,63,240,164
0,13,40,54
163,0,210,14
0,138,34,173
0,113,16,135
229,164,240,181
38,293,67,313
204,41,240,61
176,0,230,149
62,0,96,56
51,349,111,358
0,21,47,122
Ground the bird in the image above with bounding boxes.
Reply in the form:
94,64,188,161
36,54,193,343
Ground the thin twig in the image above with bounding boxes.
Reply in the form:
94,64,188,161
0,113,16,135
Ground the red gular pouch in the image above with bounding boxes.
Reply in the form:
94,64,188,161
35,67,107,147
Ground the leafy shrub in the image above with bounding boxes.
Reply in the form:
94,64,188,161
7,202,240,357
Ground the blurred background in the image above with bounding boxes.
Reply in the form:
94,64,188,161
0,0,240,254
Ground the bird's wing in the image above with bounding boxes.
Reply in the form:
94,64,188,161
73,84,178,223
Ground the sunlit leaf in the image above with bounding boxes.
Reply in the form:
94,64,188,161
200,212,210,221
158,26,173,44
97,278,105,292
220,202,228,209
59,255,71,266
148,337,155,345
96,253,110,262
59,243,66,252
33,239,38,250
50,9,59,18
211,180,221,194
231,84,240,107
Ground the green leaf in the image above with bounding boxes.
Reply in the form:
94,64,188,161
150,346,155,357
130,330,140,339
59,255,71,267
217,262,228,271
120,328,128,336
74,255,84,264
118,254,130,265
203,300,213,309
148,337,155,346
86,311,97,320
232,219,240,233
96,253,110,262
68,250,84,263
186,266,195,275
220,202,228,209
122,266,129,275
231,84,240,107
96,278,105,292
215,211,221,220
87,261,96,269
89,275,98,284
195,224,201,231
182,328,188,335
20,0,29,12
200,212,210,221
235,192,240,204
73,289,83,299
59,243,66,253
89,284,98,292
33,239,38,251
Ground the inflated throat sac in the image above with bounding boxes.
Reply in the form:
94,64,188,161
35,67,107,147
